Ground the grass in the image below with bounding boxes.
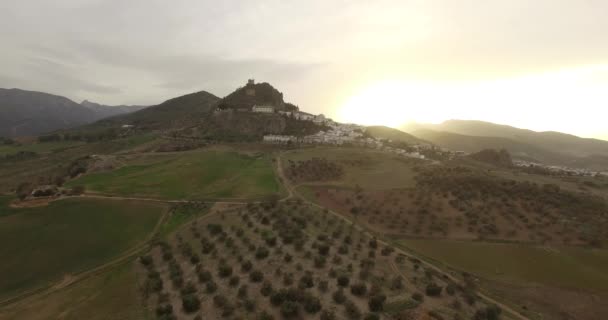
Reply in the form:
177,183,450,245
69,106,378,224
0,198,166,300
284,147,418,190
0,141,84,156
66,150,281,200
0,262,145,320
398,239,608,292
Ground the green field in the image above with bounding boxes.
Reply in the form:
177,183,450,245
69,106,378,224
66,150,281,200
0,262,145,320
0,198,165,300
284,147,418,190
398,239,608,292
0,141,84,156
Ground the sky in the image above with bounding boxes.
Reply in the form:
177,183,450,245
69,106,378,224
1,0,607,139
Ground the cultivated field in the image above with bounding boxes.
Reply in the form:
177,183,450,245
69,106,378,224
283,147,420,190
138,200,503,320
66,150,281,200
399,239,608,320
0,197,166,300
0,263,145,320
0,141,84,156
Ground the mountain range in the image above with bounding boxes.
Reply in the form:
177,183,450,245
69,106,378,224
2,85,608,170
402,120,608,170
0,88,145,137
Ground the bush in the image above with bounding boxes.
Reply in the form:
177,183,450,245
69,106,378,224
368,294,387,312
299,274,314,289
229,275,240,287
364,313,380,320
350,283,368,296
218,264,233,278
139,255,153,266
303,294,322,314
320,310,336,320
205,281,217,293
337,275,350,287
318,280,329,292
197,267,212,281
257,311,275,320
426,283,443,297
332,289,346,304
256,247,270,259
238,285,248,298
261,281,273,296
241,260,253,272
182,294,200,313
474,305,502,320
390,276,403,290
344,300,362,320
280,301,299,318
250,270,264,282
412,292,424,302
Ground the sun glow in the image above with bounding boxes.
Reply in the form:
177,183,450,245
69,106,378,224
336,80,448,128
336,65,608,137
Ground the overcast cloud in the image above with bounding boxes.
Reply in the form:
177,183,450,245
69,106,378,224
1,0,607,138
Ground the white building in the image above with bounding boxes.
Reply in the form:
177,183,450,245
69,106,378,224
252,105,275,113
263,135,297,144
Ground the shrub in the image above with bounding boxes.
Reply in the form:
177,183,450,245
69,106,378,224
261,281,273,296
256,247,270,259
412,292,424,302
303,294,322,314
318,280,329,292
139,255,153,266
344,300,362,320
241,260,253,272
238,285,248,298
320,310,336,320
281,301,299,318
257,310,275,320
218,264,233,278
337,275,350,287
350,283,368,296
229,275,240,287
364,313,380,320
332,289,346,304
205,281,217,293
390,276,403,290
426,283,443,297
299,274,314,289
182,294,200,313
250,270,264,282
368,294,387,312
197,270,212,283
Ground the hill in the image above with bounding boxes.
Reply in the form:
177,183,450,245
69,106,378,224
218,80,297,111
0,89,145,137
405,120,608,170
90,90,220,130
365,126,428,144
468,149,513,167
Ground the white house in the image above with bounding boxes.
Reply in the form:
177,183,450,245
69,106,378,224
252,105,275,113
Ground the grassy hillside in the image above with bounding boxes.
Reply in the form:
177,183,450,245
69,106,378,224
66,150,281,200
0,197,165,300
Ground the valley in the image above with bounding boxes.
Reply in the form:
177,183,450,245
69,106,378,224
0,82,607,320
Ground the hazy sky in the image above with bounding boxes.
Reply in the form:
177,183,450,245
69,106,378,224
1,0,607,139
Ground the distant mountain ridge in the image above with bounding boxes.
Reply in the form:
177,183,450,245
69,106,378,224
404,120,608,170
80,100,147,119
0,88,146,137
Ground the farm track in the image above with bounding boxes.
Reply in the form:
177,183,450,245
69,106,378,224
275,151,531,320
